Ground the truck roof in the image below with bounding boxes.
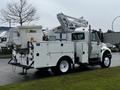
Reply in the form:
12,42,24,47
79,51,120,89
73,27,89,33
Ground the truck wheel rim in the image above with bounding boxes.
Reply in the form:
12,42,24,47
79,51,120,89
60,60,69,73
104,57,110,66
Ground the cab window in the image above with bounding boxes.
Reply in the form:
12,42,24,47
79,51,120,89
91,32,98,42
72,33,85,41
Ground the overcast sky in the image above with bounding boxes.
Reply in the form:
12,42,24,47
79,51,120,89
1,0,120,32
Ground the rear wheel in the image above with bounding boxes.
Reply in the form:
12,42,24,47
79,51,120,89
51,59,71,74
101,55,111,68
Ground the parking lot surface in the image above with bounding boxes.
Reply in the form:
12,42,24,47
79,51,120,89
0,52,119,86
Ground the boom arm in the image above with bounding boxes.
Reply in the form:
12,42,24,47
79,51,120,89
57,13,88,32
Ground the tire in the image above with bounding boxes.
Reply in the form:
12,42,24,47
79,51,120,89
101,55,111,68
51,59,71,75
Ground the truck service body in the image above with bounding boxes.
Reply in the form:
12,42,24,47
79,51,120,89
8,13,112,74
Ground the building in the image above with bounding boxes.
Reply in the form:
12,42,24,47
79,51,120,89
0,27,11,32
103,32,120,50
103,32,120,45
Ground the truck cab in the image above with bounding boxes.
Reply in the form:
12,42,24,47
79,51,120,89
72,27,112,68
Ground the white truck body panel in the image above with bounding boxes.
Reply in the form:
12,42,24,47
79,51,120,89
75,42,88,63
34,41,74,68
11,26,43,48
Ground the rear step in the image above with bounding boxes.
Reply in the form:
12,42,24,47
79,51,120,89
8,62,34,69
8,57,34,69
8,59,34,75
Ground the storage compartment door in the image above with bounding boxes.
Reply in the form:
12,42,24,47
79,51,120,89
82,43,88,63
34,43,49,68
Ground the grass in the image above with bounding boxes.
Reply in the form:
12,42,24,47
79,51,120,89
0,54,12,59
0,67,120,90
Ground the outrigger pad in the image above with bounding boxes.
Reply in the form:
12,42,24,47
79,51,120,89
19,68,28,75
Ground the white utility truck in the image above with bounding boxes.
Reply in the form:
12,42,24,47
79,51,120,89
9,13,112,74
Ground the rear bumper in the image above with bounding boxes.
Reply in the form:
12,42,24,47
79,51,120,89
8,59,34,69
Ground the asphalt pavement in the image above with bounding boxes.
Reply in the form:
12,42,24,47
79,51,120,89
111,53,120,67
0,52,119,86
